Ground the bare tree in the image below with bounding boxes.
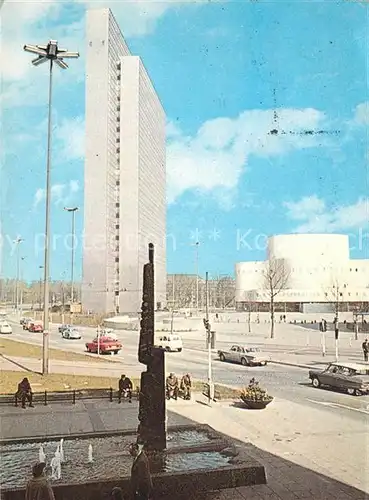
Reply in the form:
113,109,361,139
243,291,258,333
262,259,290,338
324,278,347,316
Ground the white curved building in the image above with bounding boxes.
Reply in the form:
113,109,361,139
236,234,369,313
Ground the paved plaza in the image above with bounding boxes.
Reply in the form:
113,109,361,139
1,393,368,499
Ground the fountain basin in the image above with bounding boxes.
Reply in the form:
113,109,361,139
0,425,266,499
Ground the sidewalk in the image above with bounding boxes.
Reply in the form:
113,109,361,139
0,395,367,499
169,396,369,499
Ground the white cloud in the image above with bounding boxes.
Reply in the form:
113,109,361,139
0,0,62,82
70,179,80,193
354,102,369,125
284,195,369,233
166,120,182,139
284,195,326,221
167,108,329,206
33,180,80,209
55,116,85,161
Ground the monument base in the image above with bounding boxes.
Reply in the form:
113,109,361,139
138,347,166,451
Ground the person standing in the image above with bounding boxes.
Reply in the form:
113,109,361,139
129,442,153,500
25,462,55,500
180,373,192,400
362,339,368,362
16,377,34,408
166,373,179,400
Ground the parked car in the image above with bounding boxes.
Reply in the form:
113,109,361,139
23,318,35,330
309,362,369,396
62,328,82,340
155,334,183,352
59,324,72,334
218,345,270,366
0,321,12,334
20,317,28,325
29,322,44,333
85,336,122,355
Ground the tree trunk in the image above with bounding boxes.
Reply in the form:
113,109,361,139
270,295,275,339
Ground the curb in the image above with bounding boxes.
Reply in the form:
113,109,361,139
270,360,314,370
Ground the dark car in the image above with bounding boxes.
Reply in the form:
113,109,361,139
309,362,369,396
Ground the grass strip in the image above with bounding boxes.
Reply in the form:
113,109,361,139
0,337,111,364
0,370,240,400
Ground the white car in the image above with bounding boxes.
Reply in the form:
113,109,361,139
0,322,12,334
155,334,183,352
218,345,270,366
62,328,82,340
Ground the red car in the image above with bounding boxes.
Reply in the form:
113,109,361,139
85,336,122,355
29,322,44,333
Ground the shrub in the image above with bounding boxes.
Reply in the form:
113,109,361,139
240,378,273,403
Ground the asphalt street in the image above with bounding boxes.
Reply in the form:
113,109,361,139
3,318,369,424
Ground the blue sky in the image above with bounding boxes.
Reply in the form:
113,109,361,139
1,0,368,283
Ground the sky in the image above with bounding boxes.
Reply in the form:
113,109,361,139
0,0,368,283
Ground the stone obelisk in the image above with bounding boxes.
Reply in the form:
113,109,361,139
137,243,166,451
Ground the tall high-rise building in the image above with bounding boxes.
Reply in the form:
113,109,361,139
82,8,166,314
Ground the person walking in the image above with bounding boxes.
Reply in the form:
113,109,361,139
129,442,153,500
25,462,55,500
362,339,368,362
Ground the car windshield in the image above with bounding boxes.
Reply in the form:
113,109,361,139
353,368,369,375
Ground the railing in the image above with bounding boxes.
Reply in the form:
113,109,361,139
0,387,140,407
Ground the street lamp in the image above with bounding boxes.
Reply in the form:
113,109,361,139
191,241,200,313
20,257,26,315
24,40,79,375
13,237,24,313
38,266,44,312
64,207,78,305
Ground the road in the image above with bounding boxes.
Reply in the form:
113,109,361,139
3,318,369,424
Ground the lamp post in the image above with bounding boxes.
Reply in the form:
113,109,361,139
64,207,78,305
24,40,79,375
20,257,26,315
191,242,200,313
38,265,44,312
13,237,24,314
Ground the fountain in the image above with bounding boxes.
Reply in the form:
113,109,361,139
0,245,267,500
38,444,46,464
60,439,65,463
50,448,62,480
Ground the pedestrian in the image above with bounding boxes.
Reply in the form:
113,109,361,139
16,377,34,409
362,339,368,362
25,462,55,500
119,374,133,403
180,373,192,400
129,442,153,500
166,373,179,400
